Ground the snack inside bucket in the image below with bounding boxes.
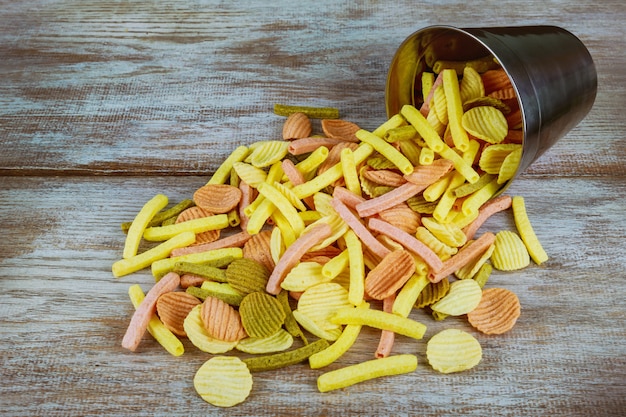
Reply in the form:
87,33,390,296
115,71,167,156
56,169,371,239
386,25,597,191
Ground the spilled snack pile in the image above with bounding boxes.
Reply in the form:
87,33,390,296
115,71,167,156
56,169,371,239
113,62,548,407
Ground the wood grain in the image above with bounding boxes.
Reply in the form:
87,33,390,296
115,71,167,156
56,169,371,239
1,1,625,416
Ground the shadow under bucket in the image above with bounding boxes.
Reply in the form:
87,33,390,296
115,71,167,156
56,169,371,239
386,25,597,190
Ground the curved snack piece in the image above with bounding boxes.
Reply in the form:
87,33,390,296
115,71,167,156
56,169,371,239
243,338,330,372
194,356,253,408
201,296,247,342
364,250,415,300
317,354,418,393
193,184,242,214
430,279,482,316
512,196,549,265
236,328,294,354
467,287,521,334
491,230,531,271
239,292,286,339
184,305,238,354
156,291,201,337
123,193,169,259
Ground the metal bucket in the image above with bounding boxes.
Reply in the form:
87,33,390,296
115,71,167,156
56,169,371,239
386,25,597,189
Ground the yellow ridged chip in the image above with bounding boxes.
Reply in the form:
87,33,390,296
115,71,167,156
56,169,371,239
426,329,482,373
226,258,270,296
459,66,485,103
455,241,495,280
497,147,523,184
461,106,508,144
293,309,343,341
479,143,522,174
307,214,349,252
281,261,330,292
194,356,253,408
297,282,351,335
421,216,467,248
467,288,521,334
239,291,286,339
415,226,458,261
491,230,530,271
236,328,294,354
430,279,482,316
415,278,450,309
183,305,238,354
232,162,267,187
246,140,289,168
433,84,448,125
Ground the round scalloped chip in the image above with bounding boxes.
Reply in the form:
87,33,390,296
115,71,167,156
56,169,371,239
479,143,522,175
415,277,450,309
426,328,482,374
421,216,467,248
312,192,334,216
365,250,415,300
297,282,351,334
193,184,242,214
491,230,530,271
292,309,343,341
156,291,201,337
232,162,267,187
242,230,275,272
176,206,221,245
430,279,482,316
201,296,248,342
239,292,286,339
194,356,253,408
183,305,238,354
308,215,349,252
283,112,312,140
246,140,290,168
461,106,508,144
235,328,294,354
459,66,485,103
433,84,449,125
455,241,495,280
226,258,270,296
467,288,521,334
281,261,330,292
497,147,523,185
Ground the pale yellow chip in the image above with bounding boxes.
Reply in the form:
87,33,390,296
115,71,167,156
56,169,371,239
281,261,331,292
432,84,448,125
426,328,482,373
193,356,253,407
461,106,508,144
459,66,485,103
479,143,522,174
292,309,343,341
306,214,349,251
415,226,458,261
235,328,294,354
455,241,495,280
430,279,482,316
421,216,467,248
232,162,267,187
491,230,530,271
497,147,523,184
246,140,289,168
297,282,351,334
183,305,237,354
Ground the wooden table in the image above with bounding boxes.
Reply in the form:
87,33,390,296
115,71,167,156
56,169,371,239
1,1,624,416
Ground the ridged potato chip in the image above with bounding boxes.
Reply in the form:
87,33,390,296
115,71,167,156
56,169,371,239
282,112,312,140
236,328,294,354
462,96,511,114
430,279,482,316
461,106,508,144
156,291,201,337
454,241,495,280
297,282,351,335
242,230,275,272
433,84,448,125
479,143,522,174
183,305,238,354
321,118,361,142
292,309,343,341
415,226,458,261
459,66,485,103
281,261,330,292
365,249,415,300
175,206,221,245
421,216,467,248
467,288,521,334
415,277,450,309
246,140,289,168
239,291,286,339
491,230,530,271
378,203,420,235
194,184,242,214
426,328,482,373
497,147,522,184
201,296,248,342
226,258,270,296
232,162,267,187
194,356,253,407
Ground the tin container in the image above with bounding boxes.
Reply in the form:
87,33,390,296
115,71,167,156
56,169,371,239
386,25,597,189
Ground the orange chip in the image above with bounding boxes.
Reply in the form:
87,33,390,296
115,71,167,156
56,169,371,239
282,112,312,140
467,287,521,334
321,119,361,142
361,168,407,187
365,249,416,300
242,230,275,272
194,184,242,214
201,296,248,342
156,291,202,337
378,203,421,235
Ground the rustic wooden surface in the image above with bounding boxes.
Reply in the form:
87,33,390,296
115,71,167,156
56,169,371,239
1,1,625,416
